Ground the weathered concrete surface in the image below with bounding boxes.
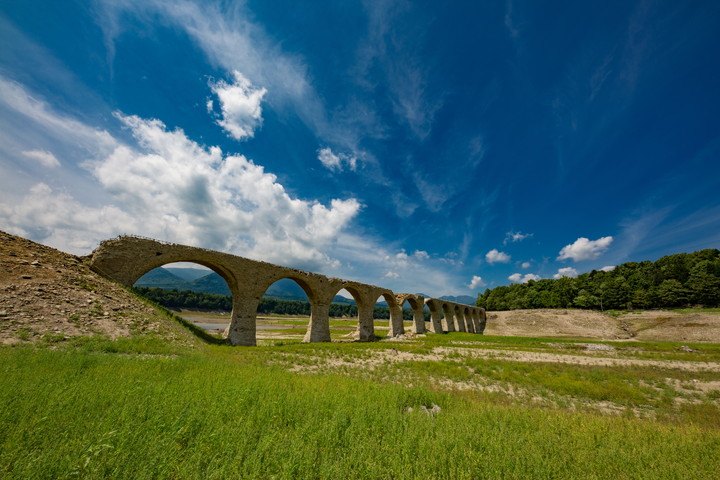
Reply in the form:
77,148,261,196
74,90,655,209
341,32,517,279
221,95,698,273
90,236,486,346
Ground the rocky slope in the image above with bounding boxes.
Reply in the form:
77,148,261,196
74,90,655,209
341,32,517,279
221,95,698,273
0,231,196,346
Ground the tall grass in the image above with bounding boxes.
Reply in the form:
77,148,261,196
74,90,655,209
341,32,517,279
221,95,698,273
1,346,719,479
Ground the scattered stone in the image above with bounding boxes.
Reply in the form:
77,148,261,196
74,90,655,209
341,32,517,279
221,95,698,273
0,311,7,317
679,345,695,352
31,261,40,266
21,275,32,280
582,343,615,352
421,404,442,417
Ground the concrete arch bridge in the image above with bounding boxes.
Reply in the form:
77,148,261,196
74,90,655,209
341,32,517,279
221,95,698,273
90,236,486,346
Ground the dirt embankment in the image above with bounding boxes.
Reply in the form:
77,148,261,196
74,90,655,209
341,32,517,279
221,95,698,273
0,231,195,346
486,309,720,343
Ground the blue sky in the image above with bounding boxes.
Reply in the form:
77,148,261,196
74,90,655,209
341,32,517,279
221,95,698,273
1,0,719,297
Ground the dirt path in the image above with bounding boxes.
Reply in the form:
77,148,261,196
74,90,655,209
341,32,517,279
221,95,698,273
433,347,720,372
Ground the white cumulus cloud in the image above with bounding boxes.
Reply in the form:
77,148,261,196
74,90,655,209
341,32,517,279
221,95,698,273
553,267,579,279
383,271,400,279
600,265,616,272
209,70,266,141
414,250,429,261
557,236,613,262
318,147,357,172
22,149,61,168
521,261,532,269
468,275,486,289
486,249,511,264
509,273,541,283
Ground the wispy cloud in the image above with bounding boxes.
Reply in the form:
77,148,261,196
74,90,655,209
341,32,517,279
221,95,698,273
355,0,442,139
22,149,60,168
318,147,357,172
504,231,533,244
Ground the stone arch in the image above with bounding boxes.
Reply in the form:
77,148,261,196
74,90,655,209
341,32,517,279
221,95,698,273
424,298,445,333
464,307,475,333
441,303,455,332
90,236,485,345
253,274,323,343
372,291,402,338
395,293,426,334
451,304,465,332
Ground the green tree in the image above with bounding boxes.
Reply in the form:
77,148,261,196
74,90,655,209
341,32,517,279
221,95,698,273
655,279,689,307
686,261,720,306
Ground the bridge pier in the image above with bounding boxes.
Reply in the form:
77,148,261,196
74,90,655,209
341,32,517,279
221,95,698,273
88,235,487,346
428,309,443,333
454,307,467,332
411,305,426,334
227,297,259,347
465,310,476,333
304,302,332,343
443,304,455,332
388,304,405,337
356,302,376,341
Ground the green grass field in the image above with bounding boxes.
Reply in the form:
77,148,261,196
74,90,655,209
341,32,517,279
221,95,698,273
2,311,720,479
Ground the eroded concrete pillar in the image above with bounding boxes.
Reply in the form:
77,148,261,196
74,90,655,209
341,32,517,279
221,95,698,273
477,309,487,334
304,302,331,342
454,308,467,332
412,306,426,334
356,302,376,341
226,296,259,346
442,305,455,332
388,305,405,337
428,310,443,333
465,311,476,333
472,310,482,333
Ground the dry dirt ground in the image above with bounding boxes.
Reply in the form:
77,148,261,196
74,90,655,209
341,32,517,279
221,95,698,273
0,231,194,346
486,309,720,343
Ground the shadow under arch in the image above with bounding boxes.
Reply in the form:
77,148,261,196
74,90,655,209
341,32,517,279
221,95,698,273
453,304,466,332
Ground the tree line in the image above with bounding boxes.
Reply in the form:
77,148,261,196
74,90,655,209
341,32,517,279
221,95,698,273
132,286,426,320
476,249,720,311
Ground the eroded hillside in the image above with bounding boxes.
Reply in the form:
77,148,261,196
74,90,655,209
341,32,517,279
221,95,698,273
0,231,197,346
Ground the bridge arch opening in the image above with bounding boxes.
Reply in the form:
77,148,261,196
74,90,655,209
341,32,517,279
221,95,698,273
255,277,315,344
329,288,360,340
373,293,399,338
132,261,234,335
397,297,426,334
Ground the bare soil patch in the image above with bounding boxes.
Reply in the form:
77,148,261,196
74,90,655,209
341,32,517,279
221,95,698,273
486,308,720,343
0,231,194,346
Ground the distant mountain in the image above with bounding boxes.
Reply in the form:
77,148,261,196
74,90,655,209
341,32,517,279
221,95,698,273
135,268,318,301
439,295,476,305
164,267,211,281
135,267,476,305
184,273,231,296
135,268,186,289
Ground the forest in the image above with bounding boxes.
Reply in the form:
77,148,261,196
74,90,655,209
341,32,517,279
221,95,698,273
476,249,720,311
132,286,425,320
